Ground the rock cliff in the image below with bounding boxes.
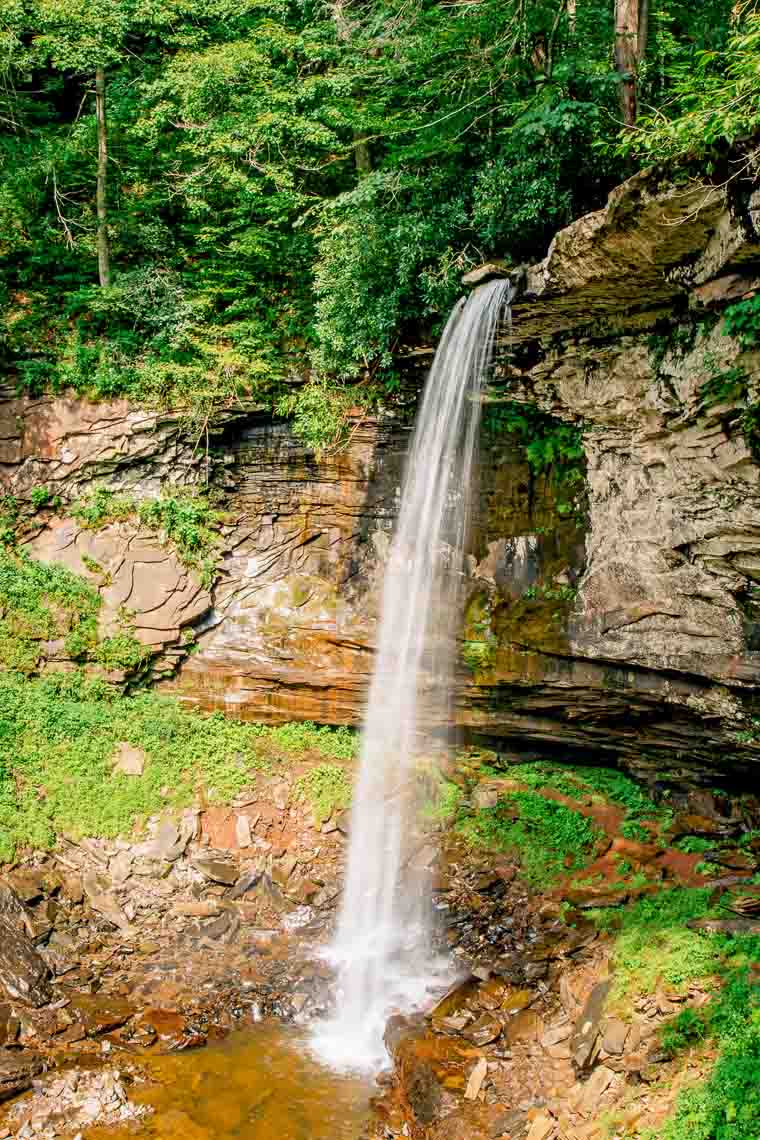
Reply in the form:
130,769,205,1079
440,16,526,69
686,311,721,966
3,167,760,786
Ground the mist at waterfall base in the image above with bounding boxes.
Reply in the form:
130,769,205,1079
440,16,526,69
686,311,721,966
310,279,512,1072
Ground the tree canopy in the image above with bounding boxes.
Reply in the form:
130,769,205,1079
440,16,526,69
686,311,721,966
0,0,755,440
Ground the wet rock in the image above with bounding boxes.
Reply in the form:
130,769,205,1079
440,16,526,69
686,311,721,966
112,742,146,777
69,994,136,1036
109,850,133,887
463,1012,501,1046
172,900,222,918
193,853,239,886
462,261,511,287
563,885,628,909
82,869,131,932
571,978,612,1071
0,1049,42,1101
429,978,479,1021
667,813,740,842
229,868,263,900
688,917,760,936
272,854,298,887
334,810,350,836
525,1113,555,1140
505,1009,543,1045
5,872,46,906
201,910,240,944
490,1109,528,1139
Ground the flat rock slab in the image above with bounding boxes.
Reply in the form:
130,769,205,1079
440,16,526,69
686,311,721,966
571,978,612,1071
192,854,239,886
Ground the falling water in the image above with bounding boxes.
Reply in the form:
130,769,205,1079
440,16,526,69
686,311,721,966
312,279,512,1071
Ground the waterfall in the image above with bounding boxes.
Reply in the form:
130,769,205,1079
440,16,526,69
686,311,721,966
312,279,512,1071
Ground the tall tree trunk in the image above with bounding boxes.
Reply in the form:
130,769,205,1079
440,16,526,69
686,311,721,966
567,0,576,32
331,0,373,175
615,0,648,126
95,65,111,288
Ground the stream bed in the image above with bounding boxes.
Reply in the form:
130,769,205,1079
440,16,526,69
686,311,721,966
88,1023,373,1140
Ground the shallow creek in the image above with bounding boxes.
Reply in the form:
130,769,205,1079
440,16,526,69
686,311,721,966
89,1023,373,1140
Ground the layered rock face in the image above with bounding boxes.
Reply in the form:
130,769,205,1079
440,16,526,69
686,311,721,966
3,168,760,783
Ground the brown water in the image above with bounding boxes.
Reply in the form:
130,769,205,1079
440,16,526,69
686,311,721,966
90,1023,373,1140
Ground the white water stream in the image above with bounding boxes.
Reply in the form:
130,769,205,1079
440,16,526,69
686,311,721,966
312,279,512,1071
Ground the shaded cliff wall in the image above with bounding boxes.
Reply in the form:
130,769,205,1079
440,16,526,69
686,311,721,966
3,168,760,786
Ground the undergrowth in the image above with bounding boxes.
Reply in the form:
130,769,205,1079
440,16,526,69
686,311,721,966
459,790,601,885
503,760,668,840
0,549,150,677
590,888,718,1005
655,937,760,1140
295,762,352,824
0,670,356,859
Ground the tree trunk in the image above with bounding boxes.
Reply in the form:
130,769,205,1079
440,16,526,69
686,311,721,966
615,0,648,126
567,0,576,32
95,65,111,288
331,0,373,175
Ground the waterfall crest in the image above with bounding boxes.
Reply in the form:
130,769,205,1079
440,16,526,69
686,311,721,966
313,279,512,1070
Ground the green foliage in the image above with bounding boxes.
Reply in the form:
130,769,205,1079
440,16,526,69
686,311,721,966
483,403,585,488
459,790,601,885
661,1006,709,1055
0,548,100,675
675,835,715,854
461,639,496,673
276,381,354,457
1,0,737,407
656,952,760,1140
619,8,760,164
723,295,760,350
508,760,664,845
421,778,463,824
0,671,358,858
256,721,357,761
93,633,151,673
70,488,227,586
295,763,352,824
590,888,719,1003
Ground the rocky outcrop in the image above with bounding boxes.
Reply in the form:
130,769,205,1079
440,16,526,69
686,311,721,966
3,167,760,783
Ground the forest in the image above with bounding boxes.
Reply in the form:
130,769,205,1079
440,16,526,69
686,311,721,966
1,0,759,445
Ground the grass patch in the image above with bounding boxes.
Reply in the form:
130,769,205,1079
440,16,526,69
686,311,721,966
295,762,352,824
589,888,719,1005
421,777,464,824
257,721,356,761
654,941,760,1140
0,670,355,859
498,759,667,841
0,549,149,677
459,791,601,886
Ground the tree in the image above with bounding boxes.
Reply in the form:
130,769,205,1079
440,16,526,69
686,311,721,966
32,0,130,284
615,0,649,125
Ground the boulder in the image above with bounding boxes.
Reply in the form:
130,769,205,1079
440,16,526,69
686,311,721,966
0,1049,43,1101
111,743,146,777
0,885,52,1007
